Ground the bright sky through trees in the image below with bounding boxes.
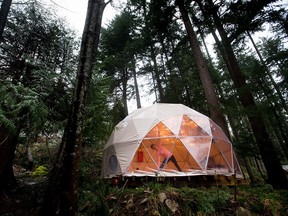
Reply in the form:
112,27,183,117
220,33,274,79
41,0,119,36
40,0,154,113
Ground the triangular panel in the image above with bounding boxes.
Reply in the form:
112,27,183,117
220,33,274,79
179,115,209,137
127,141,158,173
169,139,201,171
207,142,230,171
189,116,211,135
210,120,229,142
215,140,232,168
233,152,243,176
162,115,183,136
145,121,175,138
180,137,211,169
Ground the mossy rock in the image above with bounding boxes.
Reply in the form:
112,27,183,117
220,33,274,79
30,165,48,177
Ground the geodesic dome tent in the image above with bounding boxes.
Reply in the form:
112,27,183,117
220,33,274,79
101,103,243,179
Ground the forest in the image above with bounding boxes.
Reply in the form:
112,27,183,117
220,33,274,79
0,0,287,215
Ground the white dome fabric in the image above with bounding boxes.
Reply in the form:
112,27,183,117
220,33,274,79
101,103,243,179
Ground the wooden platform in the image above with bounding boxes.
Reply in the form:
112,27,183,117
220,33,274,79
109,175,249,187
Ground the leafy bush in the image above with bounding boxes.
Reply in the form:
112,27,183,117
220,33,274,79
78,181,111,216
30,165,48,177
237,184,286,215
179,186,231,214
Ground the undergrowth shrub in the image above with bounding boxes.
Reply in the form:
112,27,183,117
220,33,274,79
179,186,231,214
237,184,286,215
78,179,118,216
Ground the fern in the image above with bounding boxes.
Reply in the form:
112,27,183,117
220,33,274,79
0,81,48,134
0,111,16,133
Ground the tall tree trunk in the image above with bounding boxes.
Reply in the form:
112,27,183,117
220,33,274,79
255,79,288,158
243,157,257,184
132,56,141,109
167,38,193,107
160,37,173,76
140,1,164,103
213,64,258,183
0,127,20,202
150,45,165,102
0,0,12,43
175,0,230,138
247,31,288,114
196,1,265,183
39,1,109,215
206,0,288,188
211,61,259,183
121,68,129,116
248,31,288,156
175,61,193,107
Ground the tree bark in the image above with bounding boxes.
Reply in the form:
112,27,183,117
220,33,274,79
243,157,257,184
0,127,19,201
39,1,109,215
206,0,288,188
175,0,230,138
247,31,288,114
121,67,129,116
150,45,165,102
0,0,12,43
132,56,142,109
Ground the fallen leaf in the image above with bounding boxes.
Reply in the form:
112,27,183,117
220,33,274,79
165,199,179,213
158,192,167,203
140,197,149,204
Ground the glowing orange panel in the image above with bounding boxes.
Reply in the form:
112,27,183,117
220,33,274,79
145,122,175,138
179,115,209,137
207,142,230,171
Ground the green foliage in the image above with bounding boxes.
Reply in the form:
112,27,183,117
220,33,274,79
0,106,15,133
83,72,114,146
0,1,78,140
78,147,115,215
165,42,208,112
78,180,113,216
237,184,287,215
30,165,48,177
78,154,287,216
260,36,288,89
179,186,231,214
0,81,48,133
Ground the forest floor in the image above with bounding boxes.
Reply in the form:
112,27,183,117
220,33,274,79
1,144,288,216
1,171,47,216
